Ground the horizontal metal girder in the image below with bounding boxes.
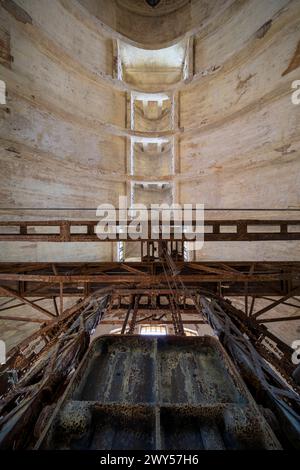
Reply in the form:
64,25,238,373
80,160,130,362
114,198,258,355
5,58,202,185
0,219,299,241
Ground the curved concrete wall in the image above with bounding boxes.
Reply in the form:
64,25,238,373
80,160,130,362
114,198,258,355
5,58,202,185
0,0,126,215
178,0,300,210
0,0,299,349
0,0,299,263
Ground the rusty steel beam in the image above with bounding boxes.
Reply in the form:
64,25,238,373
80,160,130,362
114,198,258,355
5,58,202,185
98,320,206,325
0,273,296,283
0,286,56,318
249,296,256,316
0,261,298,271
3,287,113,368
121,295,134,334
257,296,300,309
258,315,300,323
53,297,59,317
0,262,299,298
0,219,299,241
0,285,294,297
59,282,63,315
127,295,141,334
0,315,49,324
0,297,48,313
252,286,300,319
111,305,198,313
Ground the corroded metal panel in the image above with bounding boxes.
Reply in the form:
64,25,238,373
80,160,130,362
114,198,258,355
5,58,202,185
37,335,281,450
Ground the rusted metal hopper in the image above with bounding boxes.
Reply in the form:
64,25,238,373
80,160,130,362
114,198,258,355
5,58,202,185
37,335,281,450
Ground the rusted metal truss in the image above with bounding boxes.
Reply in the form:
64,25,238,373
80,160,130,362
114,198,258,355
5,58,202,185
0,296,109,449
1,282,300,448
199,297,300,448
1,287,296,382
0,292,110,448
0,261,299,300
0,219,299,241
0,235,299,448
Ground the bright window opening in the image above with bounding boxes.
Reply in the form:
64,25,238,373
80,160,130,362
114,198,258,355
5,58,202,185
109,326,198,336
140,325,167,335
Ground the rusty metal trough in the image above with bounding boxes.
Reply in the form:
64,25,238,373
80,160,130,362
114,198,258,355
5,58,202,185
37,335,281,450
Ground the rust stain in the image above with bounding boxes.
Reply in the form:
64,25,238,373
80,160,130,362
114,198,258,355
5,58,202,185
2,0,32,25
256,20,272,39
35,336,281,450
235,73,256,104
0,28,12,68
282,40,300,76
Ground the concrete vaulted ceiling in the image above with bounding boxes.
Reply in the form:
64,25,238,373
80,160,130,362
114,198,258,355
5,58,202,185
78,0,220,48
0,0,300,348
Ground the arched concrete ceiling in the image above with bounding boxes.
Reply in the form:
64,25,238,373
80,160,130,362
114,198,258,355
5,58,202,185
78,0,234,48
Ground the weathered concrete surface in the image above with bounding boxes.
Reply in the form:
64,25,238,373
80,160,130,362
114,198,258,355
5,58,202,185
78,0,233,47
1,0,298,237
0,0,299,348
179,0,300,210
0,0,126,224
0,296,77,351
